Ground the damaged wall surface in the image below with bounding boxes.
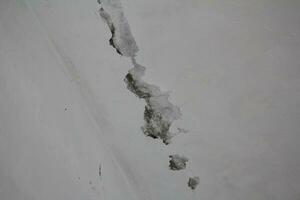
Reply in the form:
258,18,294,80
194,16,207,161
0,0,300,200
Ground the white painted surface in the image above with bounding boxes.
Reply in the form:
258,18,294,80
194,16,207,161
0,0,299,199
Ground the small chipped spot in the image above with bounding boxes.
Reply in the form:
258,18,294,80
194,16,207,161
188,176,199,190
169,154,188,170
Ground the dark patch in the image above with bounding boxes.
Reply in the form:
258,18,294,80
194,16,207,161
169,154,188,170
142,104,172,145
188,176,199,190
124,72,174,145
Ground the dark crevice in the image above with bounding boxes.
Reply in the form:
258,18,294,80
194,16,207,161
125,73,151,99
98,6,123,55
108,22,122,55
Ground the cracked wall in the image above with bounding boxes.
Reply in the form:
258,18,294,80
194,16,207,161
97,0,197,191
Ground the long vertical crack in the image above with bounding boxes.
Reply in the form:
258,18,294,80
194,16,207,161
97,0,198,190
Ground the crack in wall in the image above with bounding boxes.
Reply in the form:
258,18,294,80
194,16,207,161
97,0,198,191
99,0,181,144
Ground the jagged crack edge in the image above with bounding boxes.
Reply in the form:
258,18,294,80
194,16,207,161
124,58,182,145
